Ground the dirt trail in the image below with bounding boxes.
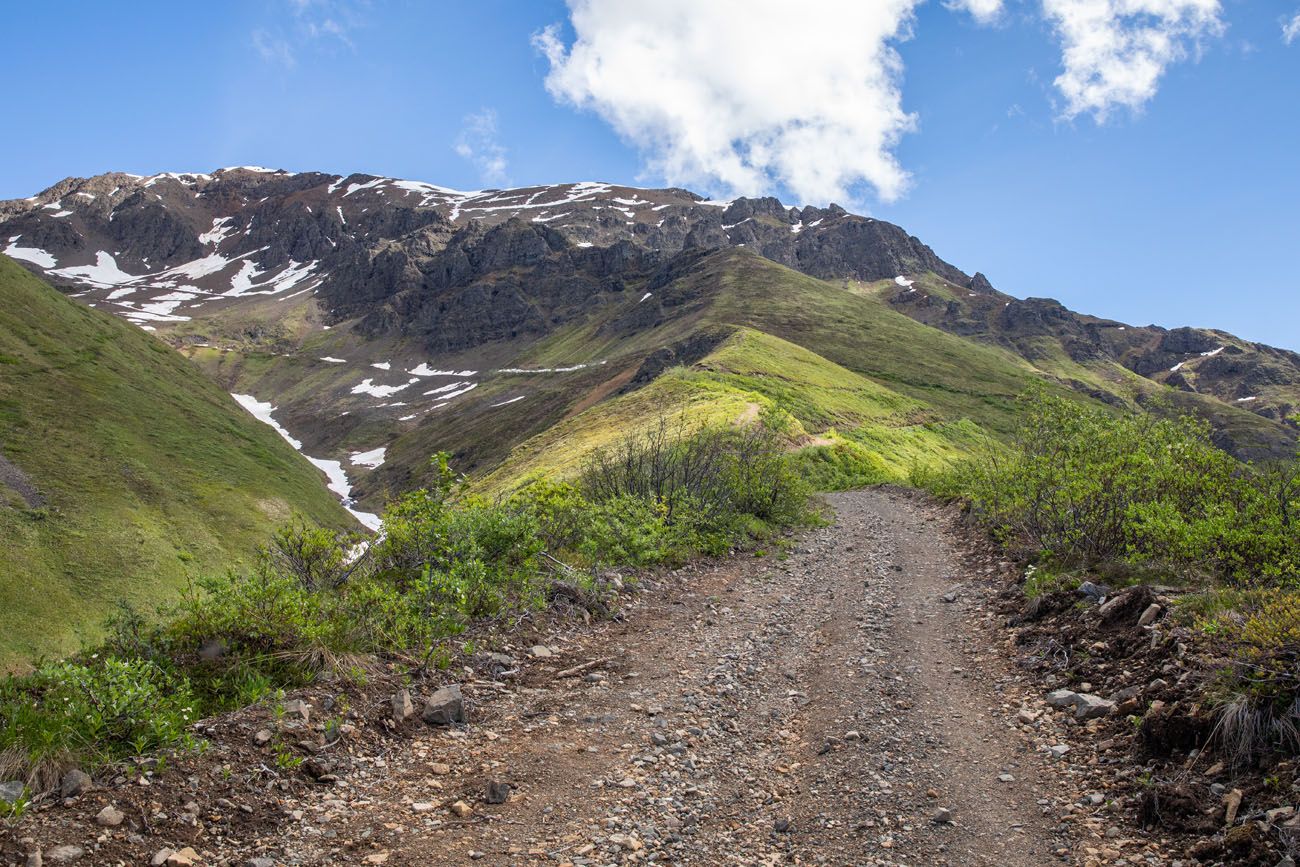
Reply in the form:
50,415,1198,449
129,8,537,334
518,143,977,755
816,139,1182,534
262,489,1070,865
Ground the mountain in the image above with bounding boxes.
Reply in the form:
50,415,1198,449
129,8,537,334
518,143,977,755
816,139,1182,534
1,167,1295,518
0,256,356,667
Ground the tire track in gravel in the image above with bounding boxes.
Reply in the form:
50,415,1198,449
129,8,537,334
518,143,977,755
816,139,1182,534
275,488,1070,865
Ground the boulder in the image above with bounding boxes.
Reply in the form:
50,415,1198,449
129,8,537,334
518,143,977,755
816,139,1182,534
0,780,25,803
59,769,91,799
422,684,465,726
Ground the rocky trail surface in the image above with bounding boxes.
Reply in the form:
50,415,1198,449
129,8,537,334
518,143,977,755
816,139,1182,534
9,490,1128,866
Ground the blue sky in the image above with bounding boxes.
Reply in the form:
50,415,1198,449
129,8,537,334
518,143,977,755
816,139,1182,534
3,1,1297,349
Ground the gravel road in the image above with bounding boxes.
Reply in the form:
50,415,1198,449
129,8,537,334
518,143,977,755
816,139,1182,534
280,488,1073,865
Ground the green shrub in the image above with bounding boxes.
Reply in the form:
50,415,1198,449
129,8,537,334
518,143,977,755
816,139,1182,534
947,391,1299,581
0,656,197,786
578,418,810,534
0,425,816,792
792,439,893,492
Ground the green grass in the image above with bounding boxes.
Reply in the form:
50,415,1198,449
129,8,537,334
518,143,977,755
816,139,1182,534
479,327,991,493
0,257,354,667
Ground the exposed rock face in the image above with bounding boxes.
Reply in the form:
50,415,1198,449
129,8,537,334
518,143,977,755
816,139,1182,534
2,165,1296,455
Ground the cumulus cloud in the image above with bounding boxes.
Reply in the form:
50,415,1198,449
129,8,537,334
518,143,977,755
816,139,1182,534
455,109,510,187
944,0,1005,24
1284,11,1300,45
1042,0,1225,121
534,0,921,206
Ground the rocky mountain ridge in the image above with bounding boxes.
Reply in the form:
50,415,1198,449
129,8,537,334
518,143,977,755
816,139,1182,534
2,168,1295,508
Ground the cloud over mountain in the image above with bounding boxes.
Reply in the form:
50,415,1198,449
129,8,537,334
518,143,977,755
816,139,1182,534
534,0,921,206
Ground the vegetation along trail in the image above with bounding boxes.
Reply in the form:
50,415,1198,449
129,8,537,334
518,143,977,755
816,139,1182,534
232,489,1070,865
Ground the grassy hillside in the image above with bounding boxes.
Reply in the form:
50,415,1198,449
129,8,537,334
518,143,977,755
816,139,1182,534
480,328,987,492
0,256,354,667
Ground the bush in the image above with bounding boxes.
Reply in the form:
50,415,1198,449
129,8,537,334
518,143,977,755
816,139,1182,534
1192,591,1300,765
943,391,1300,581
578,417,810,535
0,426,816,792
0,657,197,787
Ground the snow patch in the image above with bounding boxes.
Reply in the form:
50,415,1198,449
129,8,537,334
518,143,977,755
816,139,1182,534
4,236,56,268
53,251,137,287
320,356,347,363
409,364,477,377
351,378,412,398
231,393,380,531
349,447,387,469
199,217,235,246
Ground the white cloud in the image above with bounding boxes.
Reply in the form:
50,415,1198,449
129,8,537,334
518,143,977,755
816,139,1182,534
945,0,1005,24
252,29,296,68
534,0,921,206
1284,11,1300,45
252,0,360,67
455,109,510,187
1042,0,1225,121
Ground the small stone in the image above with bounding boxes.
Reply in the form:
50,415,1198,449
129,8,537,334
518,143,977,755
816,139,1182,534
998,774,1015,783
1045,689,1078,709
1017,708,1038,725
932,807,954,824
528,645,552,659
1224,788,1243,825
1073,694,1115,720
486,780,511,804
247,859,276,867
1110,685,1142,703
940,591,958,603
96,805,126,827
59,769,91,799
430,762,451,775
422,684,465,726
0,780,24,803
166,847,199,866
391,690,415,723
609,833,643,851
151,850,175,867
1048,744,1070,759
254,728,273,746
25,850,42,867
450,800,473,818
282,699,310,723
363,854,390,865
774,817,792,833
46,847,85,865
411,802,437,813
1137,603,1162,627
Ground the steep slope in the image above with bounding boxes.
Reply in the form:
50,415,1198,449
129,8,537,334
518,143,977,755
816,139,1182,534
0,256,354,666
